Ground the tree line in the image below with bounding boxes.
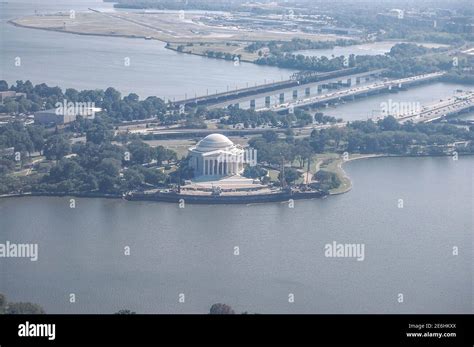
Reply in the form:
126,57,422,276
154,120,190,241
0,80,167,122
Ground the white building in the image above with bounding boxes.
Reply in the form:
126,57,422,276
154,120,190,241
34,106,100,126
188,134,245,178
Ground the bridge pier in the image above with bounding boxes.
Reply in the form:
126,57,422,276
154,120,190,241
250,99,256,110
305,87,310,96
365,76,370,82
356,77,361,84
347,78,351,86
292,90,298,99
279,93,285,103
317,85,323,94
265,96,271,108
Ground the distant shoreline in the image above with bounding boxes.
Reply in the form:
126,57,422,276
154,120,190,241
8,19,168,42
7,19,261,64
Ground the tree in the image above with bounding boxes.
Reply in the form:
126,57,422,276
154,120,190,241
43,134,71,160
379,116,400,131
278,167,301,185
262,130,278,142
243,165,267,179
86,123,113,145
210,303,235,314
138,167,167,186
65,88,79,102
98,175,118,193
314,170,341,192
155,146,177,165
0,293,6,313
104,87,121,104
0,80,8,91
97,158,121,177
27,126,45,153
127,141,154,165
6,302,45,314
123,169,145,190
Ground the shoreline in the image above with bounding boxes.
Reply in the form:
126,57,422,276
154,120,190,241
8,19,166,42
7,20,264,66
0,190,325,204
2,154,466,204
329,154,386,195
165,45,256,64
328,152,474,195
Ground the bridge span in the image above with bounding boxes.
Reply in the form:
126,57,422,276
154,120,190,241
173,68,386,108
258,72,445,113
397,91,474,124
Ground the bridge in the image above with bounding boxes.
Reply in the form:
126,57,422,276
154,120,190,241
172,68,386,108
397,91,474,124
258,72,445,113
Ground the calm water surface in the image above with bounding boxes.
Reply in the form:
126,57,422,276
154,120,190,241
0,0,294,99
0,0,472,314
0,157,472,314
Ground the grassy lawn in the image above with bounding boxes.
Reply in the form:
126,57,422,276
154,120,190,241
310,153,352,194
267,169,280,182
168,42,260,62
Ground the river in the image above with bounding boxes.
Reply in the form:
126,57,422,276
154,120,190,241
0,0,472,314
0,156,472,314
0,0,294,100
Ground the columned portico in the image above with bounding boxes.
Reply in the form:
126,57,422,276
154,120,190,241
188,134,245,178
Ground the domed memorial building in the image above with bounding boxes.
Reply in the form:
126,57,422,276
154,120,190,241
188,134,245,177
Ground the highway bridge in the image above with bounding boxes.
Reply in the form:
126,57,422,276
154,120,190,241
397,91,474,124
258,72,445,113
208,69,387,110
172,68,385,108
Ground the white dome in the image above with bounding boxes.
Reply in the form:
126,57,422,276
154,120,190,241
195,133,234,152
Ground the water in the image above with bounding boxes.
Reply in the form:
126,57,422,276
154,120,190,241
0,0,294,99
0,0,472,314
0,156,472,314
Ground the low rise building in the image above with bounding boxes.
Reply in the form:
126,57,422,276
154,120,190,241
34,106,100,126
0,91,27,103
